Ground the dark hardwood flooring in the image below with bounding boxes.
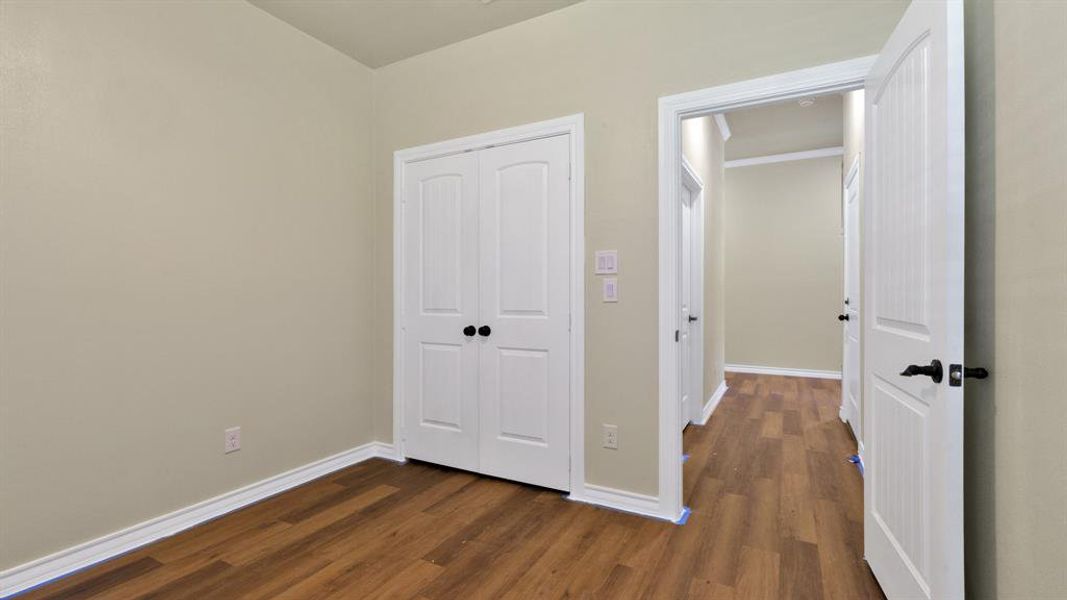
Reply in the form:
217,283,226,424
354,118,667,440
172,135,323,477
22,373,882,599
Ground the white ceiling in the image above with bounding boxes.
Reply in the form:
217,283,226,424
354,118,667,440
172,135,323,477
722,94,844,160
248,0,582,68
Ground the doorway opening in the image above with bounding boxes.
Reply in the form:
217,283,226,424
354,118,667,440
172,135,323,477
661,4,966,596
656,57,873,522
665,63,877,597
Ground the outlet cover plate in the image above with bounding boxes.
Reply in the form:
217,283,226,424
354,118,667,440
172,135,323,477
224,427,241,453
602,424,619,450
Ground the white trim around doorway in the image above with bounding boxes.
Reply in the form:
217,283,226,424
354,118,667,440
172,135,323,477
657,56,875,521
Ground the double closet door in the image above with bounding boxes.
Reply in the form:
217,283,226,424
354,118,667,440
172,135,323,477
401,134,572,491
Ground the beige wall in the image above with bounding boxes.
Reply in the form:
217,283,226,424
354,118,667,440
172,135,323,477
965,1,1067,598
370,0,907,496
723,158,843,372
682,116,726,402
0,0,376,568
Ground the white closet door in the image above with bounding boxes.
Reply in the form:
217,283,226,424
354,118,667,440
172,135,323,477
401,153,480,471
477,135,571,491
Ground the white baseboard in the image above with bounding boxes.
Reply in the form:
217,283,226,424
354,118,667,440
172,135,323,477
567,484,675,522
695,380,729,426
839,398,853,424
369,441,405,463
725,363,842,380
0,441,399,598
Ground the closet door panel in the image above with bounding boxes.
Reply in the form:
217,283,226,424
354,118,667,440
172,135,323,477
478,135,571,491
401,153,480,471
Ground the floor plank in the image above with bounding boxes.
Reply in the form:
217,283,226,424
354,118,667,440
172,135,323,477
22,373,882,599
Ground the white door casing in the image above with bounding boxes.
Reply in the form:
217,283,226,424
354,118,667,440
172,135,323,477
477,135,572,490
659,57,875,523
841,155,862,443
863,1,965,598
680,159,704,428
401,153,481,472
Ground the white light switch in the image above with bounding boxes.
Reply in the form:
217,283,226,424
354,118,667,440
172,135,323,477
595,250,618,274
602,278,619,302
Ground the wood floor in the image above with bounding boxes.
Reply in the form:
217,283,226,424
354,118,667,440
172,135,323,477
23,373,882,599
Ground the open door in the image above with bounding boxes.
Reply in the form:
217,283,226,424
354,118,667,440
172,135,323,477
863,1,964,598
679,159,704,429
841,156,861,442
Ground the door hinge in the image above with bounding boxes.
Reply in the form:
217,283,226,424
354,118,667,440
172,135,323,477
675,329,680,342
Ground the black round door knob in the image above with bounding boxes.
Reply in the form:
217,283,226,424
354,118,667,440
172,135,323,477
837,314,850,321
463,325,476,337
478,325,491,337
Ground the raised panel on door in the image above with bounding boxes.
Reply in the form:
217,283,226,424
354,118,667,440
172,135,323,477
477,134,571,491
402,153,480,471
864,1,964,598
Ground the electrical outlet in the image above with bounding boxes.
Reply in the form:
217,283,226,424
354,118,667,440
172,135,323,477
224,426,241,454
602,424,619,450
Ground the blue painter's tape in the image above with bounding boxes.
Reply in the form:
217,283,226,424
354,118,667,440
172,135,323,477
675,506,692,525
847,454,865,476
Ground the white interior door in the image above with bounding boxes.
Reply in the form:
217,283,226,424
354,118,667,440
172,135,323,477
401,153,480,471
477,135,572,491
679,162,704,428
863,1,964,598
841,157,862,442
679,184,693,429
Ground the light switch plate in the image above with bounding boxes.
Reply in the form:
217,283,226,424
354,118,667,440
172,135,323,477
594,250,618,274
602,278,619,302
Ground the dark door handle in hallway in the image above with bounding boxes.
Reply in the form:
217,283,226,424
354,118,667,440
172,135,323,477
837,314,849,321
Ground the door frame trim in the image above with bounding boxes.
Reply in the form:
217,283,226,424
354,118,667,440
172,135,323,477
657,57,874,521
392,113,586,494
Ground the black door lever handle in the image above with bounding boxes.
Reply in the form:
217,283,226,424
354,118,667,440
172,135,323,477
688,315,699,322
463,325,476,337
900,359,943,383
948,363,989,386
837,314,849,321
478,325,491,337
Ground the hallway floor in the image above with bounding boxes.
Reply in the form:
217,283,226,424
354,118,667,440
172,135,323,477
24,373,882,599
